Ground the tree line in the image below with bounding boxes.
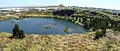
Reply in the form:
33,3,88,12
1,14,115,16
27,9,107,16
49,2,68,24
53,9,120,40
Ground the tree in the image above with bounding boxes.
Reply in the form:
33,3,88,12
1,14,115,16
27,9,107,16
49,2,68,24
12,24,19,37
118,13,120,16
92,18,109,40
53,9,76,16
11,24,25,39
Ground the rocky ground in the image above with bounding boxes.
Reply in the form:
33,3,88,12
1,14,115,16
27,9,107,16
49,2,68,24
0,29,119,51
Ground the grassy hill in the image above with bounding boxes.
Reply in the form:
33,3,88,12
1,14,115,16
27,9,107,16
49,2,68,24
0,29,119,51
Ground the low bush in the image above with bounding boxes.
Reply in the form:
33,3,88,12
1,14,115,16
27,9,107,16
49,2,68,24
94,29,106,40
113,24,120,31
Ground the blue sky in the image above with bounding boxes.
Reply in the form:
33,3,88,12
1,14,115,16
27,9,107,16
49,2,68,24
0,0,120,10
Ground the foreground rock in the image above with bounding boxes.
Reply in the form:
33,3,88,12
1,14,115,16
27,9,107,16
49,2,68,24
0,30,119,51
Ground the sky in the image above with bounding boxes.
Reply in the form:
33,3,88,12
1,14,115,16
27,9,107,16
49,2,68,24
0,0,120,10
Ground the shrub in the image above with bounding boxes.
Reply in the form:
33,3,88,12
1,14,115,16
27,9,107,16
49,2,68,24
10,24,25,39
64,27,68,33
93,29,106,40
113,24,120,31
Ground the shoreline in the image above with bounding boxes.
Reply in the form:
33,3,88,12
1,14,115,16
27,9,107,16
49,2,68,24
22,15,55,18
0,15,55,20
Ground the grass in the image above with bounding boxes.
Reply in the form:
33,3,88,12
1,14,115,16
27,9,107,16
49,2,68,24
0,29,119,51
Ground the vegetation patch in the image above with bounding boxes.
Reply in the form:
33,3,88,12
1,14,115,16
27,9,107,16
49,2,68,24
64,27,69,33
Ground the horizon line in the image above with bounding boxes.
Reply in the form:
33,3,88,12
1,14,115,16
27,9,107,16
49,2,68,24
0,5,119,10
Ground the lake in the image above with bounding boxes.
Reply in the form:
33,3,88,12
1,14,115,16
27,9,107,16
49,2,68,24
0,18,88,34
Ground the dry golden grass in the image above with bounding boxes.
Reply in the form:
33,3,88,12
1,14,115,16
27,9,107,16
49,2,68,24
0,30,119,51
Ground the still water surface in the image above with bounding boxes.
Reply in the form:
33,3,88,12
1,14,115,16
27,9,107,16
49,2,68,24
0,18,88,34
